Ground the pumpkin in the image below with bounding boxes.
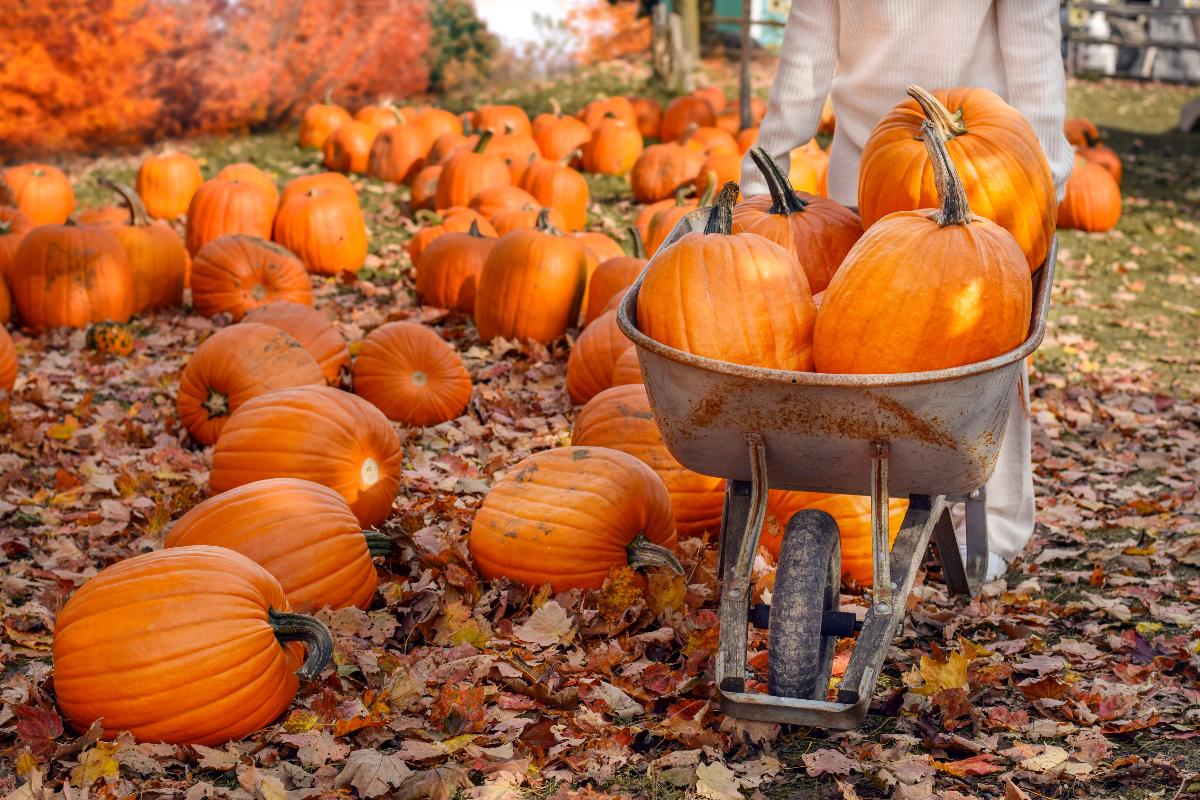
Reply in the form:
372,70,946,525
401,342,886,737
583,229,645,327
9,225,134,331
428,131,473,165
415,220,496,313
210,385,403,527
646,179,715,255
731,148,863,294
630,143,706,204
818,95,836,135
581,119,644,176
352,321,472,426
165,478,387,611
787,147,820,194
243,301,350,386
0,326,16,390
2,164,74,225
532,109,592,163
714,109,741,136
609,345,643,386
579,96,639,130
683,126,740,157
87,322,134,357
0,206,34,282
691,86,726,115
95,179,188,313
74,206,127,226
52,545,333,745
858,85,1055,272
473,105,532,137
186,179,275,256
280,173,359,209
575,231,625,264
410,165,443,211
191,235,313,320
135,153,203,220
491,205,568,237
1057,156,1121,233
637,183,817,371
273,186,368,276
693,152,742,197
1078,142,1121,183
0,281,10,326
407,206,496,261
814,120,1032,373
355,104,402,131
488,132,542,183
660,96,716,142
626,96,662,140
1064,117,1100,147
299,99,353,149
737,127,759,153
634,197,675,244
216,163,280,215
519,159,589,231
762,491,907,587
367,125,430,184
413,108,463,145
322,121,376,174
468,185,540,221
177,323,324,445
469,446,680,591
435,131,511,210
475,209,589,344
565,309,633,405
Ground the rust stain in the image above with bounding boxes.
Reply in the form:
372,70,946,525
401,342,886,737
870,392,955,449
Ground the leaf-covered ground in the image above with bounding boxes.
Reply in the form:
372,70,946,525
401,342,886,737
1,68,1198,800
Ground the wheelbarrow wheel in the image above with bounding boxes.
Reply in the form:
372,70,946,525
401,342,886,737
768,509,841,700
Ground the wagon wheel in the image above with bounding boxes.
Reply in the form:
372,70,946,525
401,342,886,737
768,509,841,700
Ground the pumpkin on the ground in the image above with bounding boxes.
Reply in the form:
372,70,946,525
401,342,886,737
406,206,496,261
627,96,663,140
186,179,275,256
630,143,706,204
682,126,739,157
355,104,402,131
491,205,568,237
0,327,16,392
473,105,532,137
581,119,644,176
210,385,402,527
646,179,715,255
583,229,646,327
2,163,75,225
660,96,715,142
488,131,542,183
518,159,589,231
469,446,680,591
415,220,496,313
191,235,313,320
280,173,359,209
216,163,280,216
579,96,639,131
367,125,430,184
533,109,592,163
565,309,633,405
468,186,540,221
691,87,726,115
0,206,34,282
1064,117,1100,147
1077,143,1122,183
243,301,350,386
299,99,352,149
273,186,368,277
177,323,324,445
435,131,511,210
165,478,387,611
1057,156,1121,233
610,346,643,386
413,108,463,145
410,165,443,211
95,178,188,313
9,225,134,331
136,152,203,220
352,321,472,427
52,545,333,745
322,121,376,174
737,127,759,153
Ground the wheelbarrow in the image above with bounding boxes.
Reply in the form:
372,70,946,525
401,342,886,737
615,240,1057,729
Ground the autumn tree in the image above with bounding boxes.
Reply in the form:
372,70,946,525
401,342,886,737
566,0,652,65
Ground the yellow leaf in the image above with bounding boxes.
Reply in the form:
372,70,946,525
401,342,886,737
47,417,78,441
598,566,643,620
15,750,38,778
648,571,687,616
440,734,476,754
283,709,319,734
1135,621,1162,637
70,741,120,787
912,650,970,695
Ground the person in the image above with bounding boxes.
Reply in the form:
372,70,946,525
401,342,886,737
741,1,1074,581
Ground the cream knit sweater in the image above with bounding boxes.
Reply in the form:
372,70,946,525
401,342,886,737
740,0,1075,205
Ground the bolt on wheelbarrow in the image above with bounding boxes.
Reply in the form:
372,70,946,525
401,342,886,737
616,240,1057,730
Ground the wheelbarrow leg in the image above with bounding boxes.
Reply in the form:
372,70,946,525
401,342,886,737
932,488,989,597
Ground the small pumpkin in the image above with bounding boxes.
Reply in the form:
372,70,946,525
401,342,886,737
272,186,369,276
354,104,402,131
491,205,568,237
1064,117,1100,147
682,126,740,157
299,98,353,149
646,180,715,255
583,228,645,327
177,323,325,445
565,309,633,405
660,96,716,142
210,385,403,528
518,159,589,231
0,280,10,326
415,220,496,313
52,545,333,745
532,108,592,163
2,164,75,225
135,152,203,220
473,105,532,137
352,321,472,426
1077,142,1121,183
627,96,663,140
165,478,388,611
579,96,639,130
581,118,644,176
410,164,443,211
75,205,128,226
243,301,350,386
468,185,540,221
814,120,1032,373
609,345,643,386
693,152,743,198
406,206,496,262
434,131,511,210
186,179,275,256
95,178,188,313
367,125,430,184
280,173,359,209
0,206,34,282
87,321,135,358
191,235,314,320
630,142,706,204
691,87,727,115
575,231,625,264
413,108,464,145
0,326,15,390
787,147,820,194
737,127,759,154
322,121,377,174
9,225,134,331
469,446,680,591
428,131,473,165
216,163,280,216
1056,156,1121,233
488,131,542,183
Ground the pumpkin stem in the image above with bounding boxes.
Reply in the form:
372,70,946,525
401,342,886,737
748,147,808,214
906,85,967,140
679,122,699,145
534,207,563,235
202,388,229,419
363,531,393,556
922,120,975,227
697,171,717,207
473,130,494,154
702,182,740,236
467,219,483,238
628,226,645,259
97,176,151,227
268,608,334,682
549,98,562,118
323,89,334,105
626,533,683,576
673,185,695,206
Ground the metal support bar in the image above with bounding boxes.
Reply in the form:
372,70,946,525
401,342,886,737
870,442,894,613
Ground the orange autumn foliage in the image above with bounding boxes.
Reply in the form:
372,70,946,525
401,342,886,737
566,1,652,65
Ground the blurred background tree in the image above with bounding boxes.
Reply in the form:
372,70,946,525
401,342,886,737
427,0,501,93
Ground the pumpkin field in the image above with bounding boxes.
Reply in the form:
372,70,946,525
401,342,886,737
0,31,1198,800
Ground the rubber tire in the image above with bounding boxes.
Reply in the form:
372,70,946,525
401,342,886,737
768,509,841,700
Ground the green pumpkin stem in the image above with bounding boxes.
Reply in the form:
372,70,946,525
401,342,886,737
363,531,393,556
702,182,741,236
268,608,334,681
473,129,494,154
697,171,717,207
748,147,808,214
466,219,483,238
97,176,151,227
907,85,967,140
628,226,645,259
921,120,975,228
626,533,684,575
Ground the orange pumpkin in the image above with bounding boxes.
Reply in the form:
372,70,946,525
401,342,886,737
858,85,1055,272
367,124,430,184
579,96,639,130
491,205,568,237
660,96,716,142
473,105,532,137
609,345,643,386
1078,142,1121,184
488,132,542,183
815,119,1032,373
628,96,663,140
52,545,331,745
737,127,759,154
0,206,34,282
1064,118,1100,147
714,109,741,136
787,147,820,195
583,230,645,327
0,281,10,326
354,104,402,131
630,143,706,204
475,209,589,344
9,225,134,331
136,153,203,220
210,385,403,527
75,206,127,226
468,185,540,221
415,220,496,313
693,152,743,197
413,108,463,145
469,446,679,591
216,163,280,216
299,99,353,149
410,164,443,211
352,321,472,426
406,206,496,262
683,126,739,157
691,87,726,115
646,179,715,255
273,187,368,276
519,159,589,231
191,235,314,320
565,309,633,405
1057,156,1121,233
731,148,863,294
0,326,16,390
818,95,836,135
532,110,592,163
186,179,275,256
165,478,386,610
244,301,349,386
428,131,473,165
581,119,644,176
280,173,359,209
2,164,75,225
95,179,188,313
575,231,625,264
322,121,376,174
637,184,817,371
434,131,511,210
